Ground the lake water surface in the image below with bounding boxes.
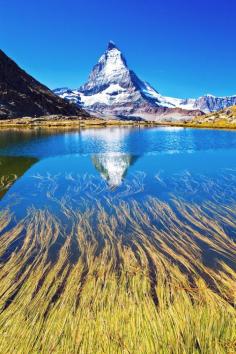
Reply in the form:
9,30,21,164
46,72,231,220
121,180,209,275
1,126,236,209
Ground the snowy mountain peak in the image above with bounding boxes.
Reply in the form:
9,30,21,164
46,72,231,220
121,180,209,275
80,42,130,95
107,40,118,51
54,42,236,120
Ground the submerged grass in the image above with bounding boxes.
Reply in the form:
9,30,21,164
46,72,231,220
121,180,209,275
0,192,235,353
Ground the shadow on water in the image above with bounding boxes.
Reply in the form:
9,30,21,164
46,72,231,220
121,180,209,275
0,156,38,199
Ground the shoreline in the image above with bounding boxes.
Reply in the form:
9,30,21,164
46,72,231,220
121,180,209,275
1,116,236,130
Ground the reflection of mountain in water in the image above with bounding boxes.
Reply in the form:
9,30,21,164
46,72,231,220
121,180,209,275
80,126,134,152
81,127,140,188
92,153,137,188
0,156,37,199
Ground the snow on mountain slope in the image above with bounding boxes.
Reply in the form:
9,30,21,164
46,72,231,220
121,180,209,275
54,42,236,120
80,41,132,94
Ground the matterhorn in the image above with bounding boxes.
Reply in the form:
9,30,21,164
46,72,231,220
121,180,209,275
54,42,236,121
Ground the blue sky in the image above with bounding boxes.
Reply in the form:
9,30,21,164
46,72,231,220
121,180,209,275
0,0,235,98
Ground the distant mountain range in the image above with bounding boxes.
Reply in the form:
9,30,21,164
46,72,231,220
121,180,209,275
54,42,236,121
0,49,87,119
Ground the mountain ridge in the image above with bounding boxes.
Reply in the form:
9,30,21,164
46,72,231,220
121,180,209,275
0,49,88,119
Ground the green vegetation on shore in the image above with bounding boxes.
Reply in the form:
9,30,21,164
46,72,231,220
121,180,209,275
0,116,148,129
1,106,236,130
182,105,236,129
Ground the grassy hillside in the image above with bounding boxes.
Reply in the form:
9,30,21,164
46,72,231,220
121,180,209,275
190,105,236,128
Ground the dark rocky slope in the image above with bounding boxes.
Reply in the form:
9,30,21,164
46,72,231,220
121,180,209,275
0,49,88,119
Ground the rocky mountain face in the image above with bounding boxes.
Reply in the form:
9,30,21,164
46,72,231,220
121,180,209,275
0,49,87,119
54,42,236,121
